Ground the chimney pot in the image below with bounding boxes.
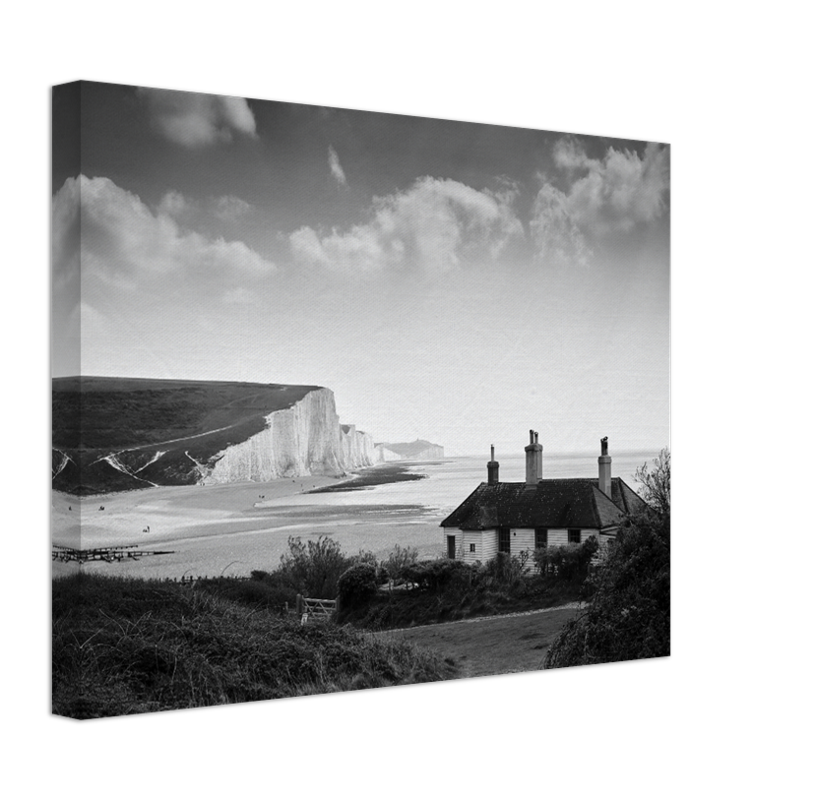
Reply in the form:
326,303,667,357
598,437,612,496
487,444,500,484
524,429,543,485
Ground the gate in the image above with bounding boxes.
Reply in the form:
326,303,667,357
295,593,338,624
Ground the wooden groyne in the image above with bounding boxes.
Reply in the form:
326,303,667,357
52,545,176,564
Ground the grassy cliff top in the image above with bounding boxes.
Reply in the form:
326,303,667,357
52,376,324,450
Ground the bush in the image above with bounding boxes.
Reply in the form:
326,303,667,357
402,558,477,593
480,551,528,588
384,544,419,584
277,536,352,598
338,563,379,608
533,538,598,582
545,450,670,668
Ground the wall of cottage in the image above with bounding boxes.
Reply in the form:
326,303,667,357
445,527,618,566
452,530,499,564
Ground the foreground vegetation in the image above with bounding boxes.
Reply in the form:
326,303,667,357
52,574,456,719
52,535,594,718
545,449,671,667
53,449,671,716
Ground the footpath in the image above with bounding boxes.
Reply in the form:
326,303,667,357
372,604,583,677
380,602,583,635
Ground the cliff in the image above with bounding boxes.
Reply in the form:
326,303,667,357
205,389,377,483
52,378,377,494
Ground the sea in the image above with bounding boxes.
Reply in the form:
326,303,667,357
51,451,657,582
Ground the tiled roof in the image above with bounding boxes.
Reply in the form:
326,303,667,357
440,477,646,531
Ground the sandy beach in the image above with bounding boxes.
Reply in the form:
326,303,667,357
51,464,447,581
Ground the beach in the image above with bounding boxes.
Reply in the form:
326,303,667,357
51,463,448,580
51,453,653,581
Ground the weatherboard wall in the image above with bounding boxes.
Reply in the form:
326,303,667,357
450,527,618,566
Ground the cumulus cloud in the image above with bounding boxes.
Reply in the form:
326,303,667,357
530,183,593,267
532,139,670,263
290,177,522,275
52,176,81,289
138,87,257,147
157,189,190,218
51,176,275,287
157,190,252,225
213,195,252,222
328,145,347,186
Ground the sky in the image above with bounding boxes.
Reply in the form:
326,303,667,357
52,81,670,457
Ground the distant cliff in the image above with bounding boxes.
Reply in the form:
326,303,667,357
52,377,377,494
375,439,445,462
205,389,377,484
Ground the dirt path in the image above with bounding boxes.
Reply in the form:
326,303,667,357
373,605,583,678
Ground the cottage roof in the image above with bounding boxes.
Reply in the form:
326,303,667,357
439,477,646,531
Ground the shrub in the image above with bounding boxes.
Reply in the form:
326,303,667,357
384,544,419,584
338,563,379,607
351,549,389,585
402,558,477,593
480,551,527,588
277,536,352,598
354,549,379,567
533,539,598,582
532,546,547,574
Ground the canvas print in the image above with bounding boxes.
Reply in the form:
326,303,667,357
51,81,670,719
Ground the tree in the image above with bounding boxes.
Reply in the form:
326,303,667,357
544,448,670,668
635,447,670,520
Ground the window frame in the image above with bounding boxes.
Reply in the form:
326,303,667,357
534,528,548,550
568,529,581,544
498,526,511,553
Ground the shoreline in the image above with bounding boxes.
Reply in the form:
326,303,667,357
50,460,450,553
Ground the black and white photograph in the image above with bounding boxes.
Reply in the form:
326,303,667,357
51,80,670,719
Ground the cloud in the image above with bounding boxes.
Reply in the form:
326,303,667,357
328,145,347,186
52,176,81,290
138,87,257,147
156,189,190,218
552,137,593,171
566,141,670,235
157,190,252,224
222,286,257,305
213,195,252,222
290,177,522,275
52,176,275,287
532,139,669,263
530,183,593,267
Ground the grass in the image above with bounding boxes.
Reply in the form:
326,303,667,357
52,573,457,719
338,575,584,630
51,377,321,494
376,607,582,678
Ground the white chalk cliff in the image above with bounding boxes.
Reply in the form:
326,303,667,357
205,387,376,483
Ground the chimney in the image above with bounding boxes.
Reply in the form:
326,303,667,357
487,444,499,485
524,430,542,485
598,436,611,497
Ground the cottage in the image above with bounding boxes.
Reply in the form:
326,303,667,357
440,433,646,563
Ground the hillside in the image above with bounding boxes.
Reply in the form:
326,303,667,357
52,377,377,495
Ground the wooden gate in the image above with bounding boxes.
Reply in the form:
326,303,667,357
295,594,338,624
